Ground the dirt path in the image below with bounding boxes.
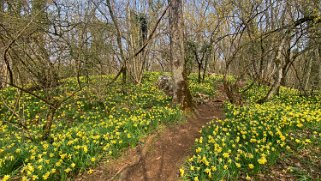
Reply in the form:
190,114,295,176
76,95,225,181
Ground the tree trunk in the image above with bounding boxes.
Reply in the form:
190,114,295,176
202,57,209,82
310,49,321,92
198,63,202,83
42,106,56,140
106,0,127,84
258,36,287,103
303,56,312,91
317,50,321,89
0,63,7,88
169,0,193,109
0,0,3,11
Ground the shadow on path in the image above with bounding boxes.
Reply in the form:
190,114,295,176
76,94,226,181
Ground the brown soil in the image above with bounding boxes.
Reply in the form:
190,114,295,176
76,92,226,181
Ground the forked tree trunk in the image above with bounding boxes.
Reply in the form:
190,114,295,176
168,0,193,109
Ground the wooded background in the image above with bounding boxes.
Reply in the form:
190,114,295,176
1,0,321,105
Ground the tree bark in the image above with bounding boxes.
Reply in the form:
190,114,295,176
303,56,312,91
0,62,7,88
106,0,127,84
258,36,287,103
42,106,57,140
168,0,193,109
310,49,321,92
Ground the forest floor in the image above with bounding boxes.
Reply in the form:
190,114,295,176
75,89,227,181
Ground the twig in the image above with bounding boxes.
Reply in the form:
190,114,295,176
0,95,34,140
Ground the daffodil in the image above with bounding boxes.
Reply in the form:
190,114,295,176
211,166,217,172
91,157,96,162
43,171,50,180
179,168,185,177
195,147,202,153
258,157,267,165
223,165,228,170
223,152,230,158
32,175,39,180
87,169,94,174
2,175,10,181
65,168,72,173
